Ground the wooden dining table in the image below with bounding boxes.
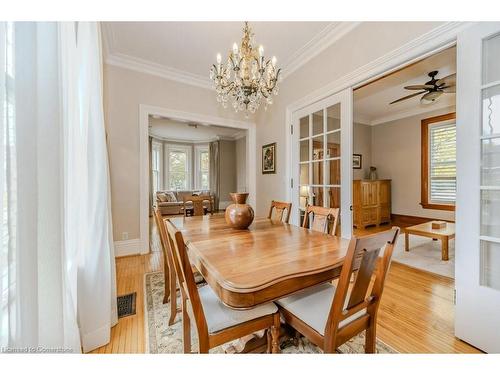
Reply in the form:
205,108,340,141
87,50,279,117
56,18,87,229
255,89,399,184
169,214,351,309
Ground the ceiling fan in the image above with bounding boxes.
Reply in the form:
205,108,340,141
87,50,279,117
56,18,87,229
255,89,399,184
390,70,456,105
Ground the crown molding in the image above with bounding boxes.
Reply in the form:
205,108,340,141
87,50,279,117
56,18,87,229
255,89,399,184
281,22,361,80
102,22,360,91
106,52,214,90
353,113,372,126
287,22,473,113
102,21,213,90
149,133,240,144
369,102,455,126
233,130,247,140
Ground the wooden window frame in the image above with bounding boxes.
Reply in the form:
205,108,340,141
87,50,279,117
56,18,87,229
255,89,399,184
420,112,456,211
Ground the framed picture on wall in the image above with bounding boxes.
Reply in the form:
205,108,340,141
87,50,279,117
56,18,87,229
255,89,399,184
262,142,276,174
353,154,362,169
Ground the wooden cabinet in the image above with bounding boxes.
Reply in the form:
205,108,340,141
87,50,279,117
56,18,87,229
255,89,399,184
353,180,391,229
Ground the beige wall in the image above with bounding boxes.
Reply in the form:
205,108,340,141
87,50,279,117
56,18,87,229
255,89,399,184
219,140,237,205
371,106,456,221
236,136,247,192
255,22,445,216
353,123,372,180
104,64,252,240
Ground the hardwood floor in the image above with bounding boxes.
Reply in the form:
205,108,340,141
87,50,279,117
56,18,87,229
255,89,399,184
91,217,480,353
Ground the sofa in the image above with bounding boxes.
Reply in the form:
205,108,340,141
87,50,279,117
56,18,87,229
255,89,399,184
156,190,214,215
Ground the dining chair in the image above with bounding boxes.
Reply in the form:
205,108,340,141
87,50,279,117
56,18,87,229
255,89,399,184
165,219,281,354
154,207,205,325
267,200,292,224
302,205,340,236
276,227,400,353
153,207,177,322
183,194,212,217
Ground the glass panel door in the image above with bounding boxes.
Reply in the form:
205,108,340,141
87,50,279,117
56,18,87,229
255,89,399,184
456,22,500,353
479,33,500,291
291,89,352,238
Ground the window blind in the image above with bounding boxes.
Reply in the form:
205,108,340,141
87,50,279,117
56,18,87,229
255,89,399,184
429,122,456,203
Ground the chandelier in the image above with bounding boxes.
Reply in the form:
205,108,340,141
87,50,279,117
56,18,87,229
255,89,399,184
210,22,281,114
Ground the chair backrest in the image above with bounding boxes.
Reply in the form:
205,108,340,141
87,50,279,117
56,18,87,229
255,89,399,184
154,207,176,277
324,227,400,341
268,200,292,223
182,194,210,216
302,205,340,235
165,220,209,337
153,207,167,250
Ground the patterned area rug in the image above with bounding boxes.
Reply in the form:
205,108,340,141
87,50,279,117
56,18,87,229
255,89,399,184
144,271,396,354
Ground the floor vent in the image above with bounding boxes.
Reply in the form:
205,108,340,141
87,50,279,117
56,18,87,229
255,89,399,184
117,292,136,318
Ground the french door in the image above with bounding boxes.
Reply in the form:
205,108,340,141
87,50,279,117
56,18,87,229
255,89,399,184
456,22,500,353
290,88,353,238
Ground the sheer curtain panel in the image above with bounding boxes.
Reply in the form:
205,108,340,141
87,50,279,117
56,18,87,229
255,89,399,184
0,21,117,353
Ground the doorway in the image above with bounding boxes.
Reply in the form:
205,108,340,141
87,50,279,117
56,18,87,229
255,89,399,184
352,46,457,279
138,105,257,254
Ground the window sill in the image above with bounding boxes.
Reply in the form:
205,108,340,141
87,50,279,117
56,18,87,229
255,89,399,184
420,202,456,211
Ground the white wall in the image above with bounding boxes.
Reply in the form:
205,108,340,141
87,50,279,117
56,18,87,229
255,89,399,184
371,106,456,221
255,21,446,216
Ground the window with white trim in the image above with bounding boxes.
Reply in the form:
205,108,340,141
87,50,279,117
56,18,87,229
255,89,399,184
151,141,162,195
194,145,209,190
166,144,191,190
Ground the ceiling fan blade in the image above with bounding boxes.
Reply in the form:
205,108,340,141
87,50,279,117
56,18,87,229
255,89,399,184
436,73,456,87
403,84,434,90
390,91,427,104
441,85,456,93
420,91,443,104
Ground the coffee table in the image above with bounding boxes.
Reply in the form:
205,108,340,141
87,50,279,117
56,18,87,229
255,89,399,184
404,221,455,261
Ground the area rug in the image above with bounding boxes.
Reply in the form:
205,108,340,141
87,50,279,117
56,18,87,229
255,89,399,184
144,271,396,354
392,233,455,278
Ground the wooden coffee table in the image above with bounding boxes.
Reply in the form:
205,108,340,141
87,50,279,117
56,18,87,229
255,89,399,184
404,221,455,261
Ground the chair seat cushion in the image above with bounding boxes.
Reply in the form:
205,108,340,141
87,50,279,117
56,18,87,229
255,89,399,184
276,283,366,336
198,285,277,334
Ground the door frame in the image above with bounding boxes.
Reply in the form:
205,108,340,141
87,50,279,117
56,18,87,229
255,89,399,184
138,105,257,255
285,22,473,236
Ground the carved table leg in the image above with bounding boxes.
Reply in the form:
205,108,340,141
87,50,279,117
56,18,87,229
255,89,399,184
271,313,281,353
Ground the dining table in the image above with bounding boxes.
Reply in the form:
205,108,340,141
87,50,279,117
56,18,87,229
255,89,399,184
168,214,351,310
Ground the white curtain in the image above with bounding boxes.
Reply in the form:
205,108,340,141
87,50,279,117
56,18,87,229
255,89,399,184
0,21,116,353
60,21,117,353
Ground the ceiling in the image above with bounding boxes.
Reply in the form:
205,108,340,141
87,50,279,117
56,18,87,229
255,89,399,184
102,22,359,88
149,117,244,142
353,46,456,126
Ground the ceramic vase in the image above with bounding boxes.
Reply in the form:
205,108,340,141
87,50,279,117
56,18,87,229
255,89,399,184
225,193,255,229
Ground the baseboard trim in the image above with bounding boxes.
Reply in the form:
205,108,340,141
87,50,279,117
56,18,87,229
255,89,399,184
114,238,144,257
391,213,455,227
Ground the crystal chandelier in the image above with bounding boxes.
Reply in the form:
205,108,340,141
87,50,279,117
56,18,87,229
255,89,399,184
210,22,281,114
